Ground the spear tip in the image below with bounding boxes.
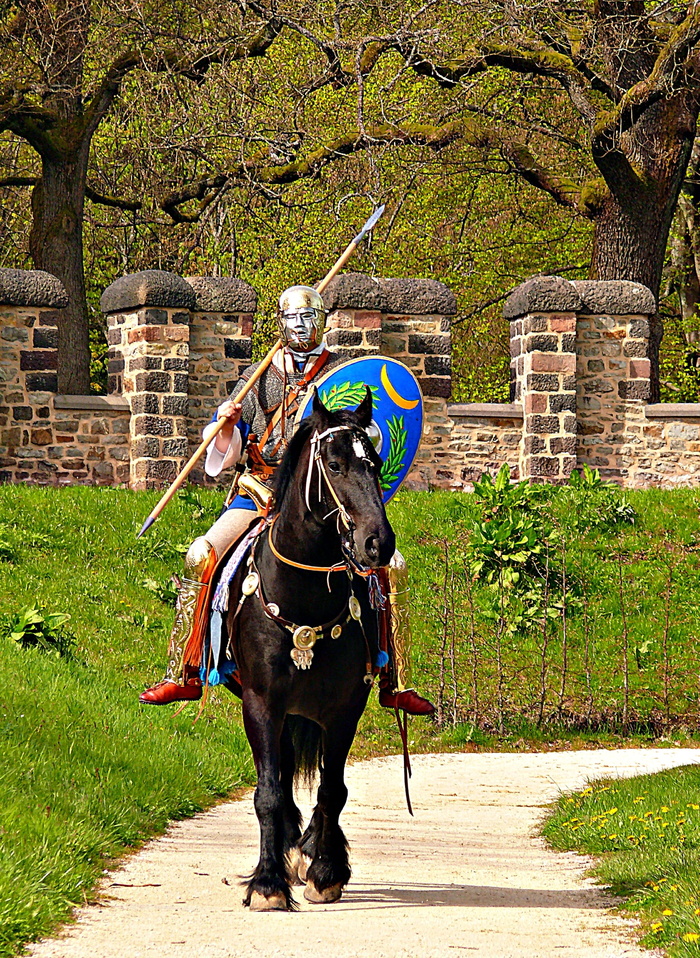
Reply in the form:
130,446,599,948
137,515,155,538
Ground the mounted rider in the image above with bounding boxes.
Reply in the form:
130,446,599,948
139,284,435,717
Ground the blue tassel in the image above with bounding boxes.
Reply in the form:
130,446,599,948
375,650,389,668
208,668,221,686
199,665,208,683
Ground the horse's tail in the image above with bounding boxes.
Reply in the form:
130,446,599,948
285,715,322,786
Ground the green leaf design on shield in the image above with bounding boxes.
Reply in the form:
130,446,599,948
379,415,407,490
320,381,378,411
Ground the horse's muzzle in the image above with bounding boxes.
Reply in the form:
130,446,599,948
363,527,396,568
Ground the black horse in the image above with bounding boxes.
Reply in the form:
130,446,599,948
225,387,395,911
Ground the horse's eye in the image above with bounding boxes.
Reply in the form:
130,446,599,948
327,461,341,474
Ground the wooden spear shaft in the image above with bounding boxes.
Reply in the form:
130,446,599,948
137,205,385,537
136,339,281,537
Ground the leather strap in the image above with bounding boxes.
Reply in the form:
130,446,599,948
257,349,330,452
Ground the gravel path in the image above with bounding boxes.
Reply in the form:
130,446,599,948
29,749,700,958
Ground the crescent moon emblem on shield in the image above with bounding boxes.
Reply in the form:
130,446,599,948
380,363,420,410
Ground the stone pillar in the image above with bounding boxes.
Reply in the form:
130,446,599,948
572,280,655,482
322,272,457,488
0,269,67,483
504,276,656,485
184,276,256,485
100,270,196,490
505,277,580,482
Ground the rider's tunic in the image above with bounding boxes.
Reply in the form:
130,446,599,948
206,347,342,511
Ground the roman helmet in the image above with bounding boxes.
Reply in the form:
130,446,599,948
277,285,326,352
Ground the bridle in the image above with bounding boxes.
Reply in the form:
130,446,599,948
269,423,379,577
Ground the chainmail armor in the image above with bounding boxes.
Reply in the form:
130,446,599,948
229,351,343,466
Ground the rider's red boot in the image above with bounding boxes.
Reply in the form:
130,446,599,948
139,669,202,705
378,680,436,716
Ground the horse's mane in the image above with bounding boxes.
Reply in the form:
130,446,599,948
273,415,315,510
272,406,381,512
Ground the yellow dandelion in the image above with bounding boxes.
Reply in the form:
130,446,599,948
688,803,699,810
661,806,669,813
683,934,700,943
662,909,674,916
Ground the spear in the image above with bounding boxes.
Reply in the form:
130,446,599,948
136,204,385,537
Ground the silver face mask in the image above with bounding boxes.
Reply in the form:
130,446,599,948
282,308,322,352
277,285,326,353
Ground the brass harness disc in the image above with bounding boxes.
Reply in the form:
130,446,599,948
242,572,259,596
292,625,318,650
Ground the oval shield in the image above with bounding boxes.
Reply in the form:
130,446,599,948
295,356,423,502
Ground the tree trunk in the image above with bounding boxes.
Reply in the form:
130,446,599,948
590,97,698,401
29,144,91,395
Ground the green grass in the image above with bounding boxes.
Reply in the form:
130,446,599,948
0,485,254,957
3,483,700,955
544,766,700,956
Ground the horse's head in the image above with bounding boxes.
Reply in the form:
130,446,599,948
274,387,395,569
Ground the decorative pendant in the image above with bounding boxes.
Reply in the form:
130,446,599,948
268,602,280,617
242,571,259,596
331,625,342,639
291,648,314,670
292,625,317,650
349,596,362,621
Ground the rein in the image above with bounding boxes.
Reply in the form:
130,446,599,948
268,515,348,574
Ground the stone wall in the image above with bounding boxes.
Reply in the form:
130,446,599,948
5,265,700,491
0,270,131,486
504,276,700,487
101,272,256,489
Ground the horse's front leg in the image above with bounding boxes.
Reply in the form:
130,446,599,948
241,688,293,911
304,715,359,904
280,720,305,886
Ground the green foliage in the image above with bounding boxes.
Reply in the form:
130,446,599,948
3,606,75,659
320,381,379,411
142,576,179,606
544,766,700,955
378,414,407,490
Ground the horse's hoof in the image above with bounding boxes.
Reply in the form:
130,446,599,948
298,853,311,883
287,847,306,886
304,881,343,904
249,890,289,911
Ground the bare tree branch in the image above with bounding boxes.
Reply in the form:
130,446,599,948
160,117,583,222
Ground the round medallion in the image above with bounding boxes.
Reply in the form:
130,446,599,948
242,572,259,596
331,625,342,640
293,625,318,650
268,602,280,617
349,596,362,621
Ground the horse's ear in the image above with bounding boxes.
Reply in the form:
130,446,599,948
355,386,373,428
311,386,332,426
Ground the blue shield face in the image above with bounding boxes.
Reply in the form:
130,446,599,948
296,356,424,502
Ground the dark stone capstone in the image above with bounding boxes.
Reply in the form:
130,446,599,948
100,270,196,314
503,275,582,320
186,276,258,313
321,272,386,311
572,280,656,316
378,278,458,316
0,268,68,308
